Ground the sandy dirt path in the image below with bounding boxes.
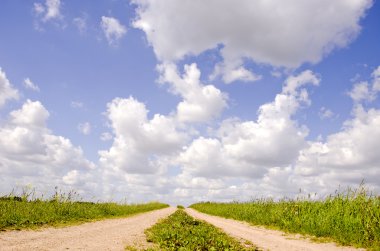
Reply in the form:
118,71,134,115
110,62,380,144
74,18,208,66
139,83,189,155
0,207,175,251
186,208,364,251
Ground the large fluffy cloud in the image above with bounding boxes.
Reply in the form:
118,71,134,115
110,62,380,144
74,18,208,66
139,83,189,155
158,63,228,123
0,68,19,108
294,106,380,193
177,70,320,178
99,97,188,174
295,67,380,191
133,0,372,82
0,99,95,194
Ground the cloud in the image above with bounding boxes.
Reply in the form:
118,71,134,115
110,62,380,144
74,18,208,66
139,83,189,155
78,122,91,135
348,67,380,103
295,105,380,189
177,70,319,178
158,63,228,123
33,0,62,22
0,100,95,194
133,0,372,82
0,68,19,108
319,107,335,120
100,16,127,46
23,78,40,92
100,132,113,141
210,64,262,84
70,101,84,109
348,81,375,102
372,66,380,91
99,97,188,174
73,15,87,34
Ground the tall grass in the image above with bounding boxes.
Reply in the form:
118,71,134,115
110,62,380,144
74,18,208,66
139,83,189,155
191,186,380,250
0,188,168,230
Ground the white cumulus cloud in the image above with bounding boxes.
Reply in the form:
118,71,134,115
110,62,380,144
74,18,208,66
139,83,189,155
177,70,320,178
296,106,380,190
99,97,187,174
0,100,95,194
348,67,380,103
158,63,228,123
133,0,372,83
0,68,19,108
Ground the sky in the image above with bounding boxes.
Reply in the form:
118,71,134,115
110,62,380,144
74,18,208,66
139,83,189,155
0,0,379,205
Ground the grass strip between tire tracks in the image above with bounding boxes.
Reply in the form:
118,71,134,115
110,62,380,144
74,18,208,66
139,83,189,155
143,209,259,251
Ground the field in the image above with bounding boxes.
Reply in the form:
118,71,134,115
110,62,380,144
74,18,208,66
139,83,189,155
0,190,168,230
191,186,380,250
144,209,258,250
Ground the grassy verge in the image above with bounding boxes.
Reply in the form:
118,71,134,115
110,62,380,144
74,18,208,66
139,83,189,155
144,209,258,250
190,186,380,250
0,191,168,230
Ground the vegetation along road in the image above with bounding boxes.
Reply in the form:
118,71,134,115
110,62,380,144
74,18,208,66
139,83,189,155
186,208,365,251
0,207,176,250
0,207,366,251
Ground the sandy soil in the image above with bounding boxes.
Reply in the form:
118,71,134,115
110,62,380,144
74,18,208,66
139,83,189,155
186,208,365,251
0,207,175,251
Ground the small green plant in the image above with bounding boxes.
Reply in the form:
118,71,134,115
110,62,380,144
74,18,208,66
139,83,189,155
176,205,185,209
190,185,380,250
0,188,169,230
145,209,258,250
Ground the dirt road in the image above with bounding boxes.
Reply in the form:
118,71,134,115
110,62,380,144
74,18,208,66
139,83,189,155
186,208,364,251
0,207,175,251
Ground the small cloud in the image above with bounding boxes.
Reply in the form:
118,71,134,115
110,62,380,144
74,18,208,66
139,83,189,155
33,0,63,30
71,101,84,109
0,68,19,108
100,132,113,141
350,73,360,83
348,66,380,103
23,78,40,92
319,107,334,120
73,14,87,34
224,66,262,84
348,82,375,103
34,0,62,21
271,71,282,78
210,63,262,84
371,66,380,92
78,122,91,135
100,16,127,46
33,2,45,15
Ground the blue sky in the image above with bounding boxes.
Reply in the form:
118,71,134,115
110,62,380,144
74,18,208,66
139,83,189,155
0,0,379,205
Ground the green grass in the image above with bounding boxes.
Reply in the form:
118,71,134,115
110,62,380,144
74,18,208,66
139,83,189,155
190,186,380,250
0,190,168,230
144,209,258,251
